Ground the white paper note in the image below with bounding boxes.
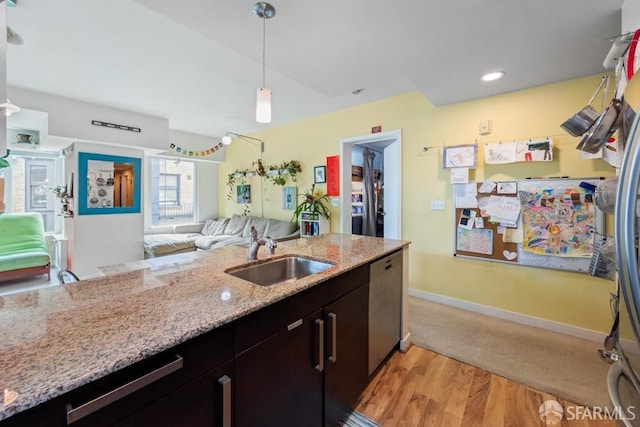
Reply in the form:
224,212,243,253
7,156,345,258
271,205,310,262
454,183,478,208
451,167,469,184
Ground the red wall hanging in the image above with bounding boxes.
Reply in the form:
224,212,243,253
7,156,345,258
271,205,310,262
326,155,340,196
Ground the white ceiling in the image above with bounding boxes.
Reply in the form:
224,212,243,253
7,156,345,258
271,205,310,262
6,0,624,138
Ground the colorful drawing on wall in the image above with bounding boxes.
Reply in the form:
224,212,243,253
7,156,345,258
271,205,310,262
237,184,251,204
456,228,493,255
521,187,596,257
443,144,477,169
326,155,340,196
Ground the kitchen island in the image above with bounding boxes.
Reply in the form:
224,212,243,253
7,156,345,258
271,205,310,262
0,234,410,425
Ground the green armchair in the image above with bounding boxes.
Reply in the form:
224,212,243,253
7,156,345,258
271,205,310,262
0,212,51,282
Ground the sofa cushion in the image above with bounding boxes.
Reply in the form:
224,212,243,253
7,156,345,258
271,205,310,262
224,214,249,235
241,217,271,238
212,236,251,248
264,219,297,239
0,250,51,273
201,218,229,236
143,234,197,257
0,212,49,256
194,235,239,250
174,223,205,234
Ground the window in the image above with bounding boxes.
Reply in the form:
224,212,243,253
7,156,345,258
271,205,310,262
150,158,196,226
159,173,179,205
6,154,60,233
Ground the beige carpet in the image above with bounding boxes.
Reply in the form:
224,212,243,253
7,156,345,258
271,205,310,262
408,296,612,408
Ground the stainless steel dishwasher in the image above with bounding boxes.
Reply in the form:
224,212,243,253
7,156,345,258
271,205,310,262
369,250,402,375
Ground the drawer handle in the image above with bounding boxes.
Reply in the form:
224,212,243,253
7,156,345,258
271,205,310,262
315,319,324,372
385,264,392,270
288,318,303,331
218,375,232,427
328,312,337,363
65,354,184,425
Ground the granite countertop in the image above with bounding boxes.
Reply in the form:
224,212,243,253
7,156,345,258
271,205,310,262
0,233,409,421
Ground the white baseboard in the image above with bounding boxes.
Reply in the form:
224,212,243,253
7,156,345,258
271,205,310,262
409,288,608,343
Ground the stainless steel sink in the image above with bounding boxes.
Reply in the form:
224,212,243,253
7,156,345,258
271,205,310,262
226,256,334,286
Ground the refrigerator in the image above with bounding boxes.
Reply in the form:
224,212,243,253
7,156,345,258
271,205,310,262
609,95,640,426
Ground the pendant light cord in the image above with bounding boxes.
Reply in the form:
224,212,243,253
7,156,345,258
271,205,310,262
262,10,266,88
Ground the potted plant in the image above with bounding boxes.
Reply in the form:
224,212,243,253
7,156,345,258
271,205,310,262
292,184,331,224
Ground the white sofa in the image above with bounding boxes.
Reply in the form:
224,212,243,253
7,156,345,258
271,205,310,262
143,214,300,258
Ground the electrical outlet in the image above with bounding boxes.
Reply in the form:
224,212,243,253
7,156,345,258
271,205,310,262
430,200,445,211
331,197,339,207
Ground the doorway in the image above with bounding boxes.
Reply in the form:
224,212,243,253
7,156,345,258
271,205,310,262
339,130,401,239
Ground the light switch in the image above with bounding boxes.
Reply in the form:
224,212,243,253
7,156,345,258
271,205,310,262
331,197,339,207
430,200,445,210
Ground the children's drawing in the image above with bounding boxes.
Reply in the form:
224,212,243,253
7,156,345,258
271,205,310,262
457,228,493,255
443,144,477,169
484,142,516,164
521,187,595,257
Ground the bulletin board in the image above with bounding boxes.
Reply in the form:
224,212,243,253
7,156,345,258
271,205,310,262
453,178,605,273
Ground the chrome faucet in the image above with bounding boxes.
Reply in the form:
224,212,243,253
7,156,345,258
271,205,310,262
248,226,277,260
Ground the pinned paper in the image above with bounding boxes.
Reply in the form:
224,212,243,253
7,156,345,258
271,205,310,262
454,183,478,208
497,182,517,194
485,195,521,223
451,167,469,184
502,229,523,243
475,217,485,229
479,181,497,193
458,208,477,230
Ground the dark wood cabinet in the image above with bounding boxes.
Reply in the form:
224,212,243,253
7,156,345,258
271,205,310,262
324,284,369,426
114,361,233,427
235,309,324,427
233,265,370,427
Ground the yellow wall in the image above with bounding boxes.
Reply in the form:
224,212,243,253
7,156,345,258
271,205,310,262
220,74,624,333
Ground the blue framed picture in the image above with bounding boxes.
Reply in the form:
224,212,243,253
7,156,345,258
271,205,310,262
78,152,141,215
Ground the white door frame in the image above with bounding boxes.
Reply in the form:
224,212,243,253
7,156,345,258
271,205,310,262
339,129,402,239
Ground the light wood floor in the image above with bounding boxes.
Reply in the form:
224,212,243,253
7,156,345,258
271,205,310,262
355,345,617,427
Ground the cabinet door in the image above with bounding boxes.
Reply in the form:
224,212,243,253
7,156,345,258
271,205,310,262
115,361,234,427
324,284,369,426
235,309,323,427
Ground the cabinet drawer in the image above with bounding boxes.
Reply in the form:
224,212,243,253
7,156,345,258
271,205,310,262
235,264,369,354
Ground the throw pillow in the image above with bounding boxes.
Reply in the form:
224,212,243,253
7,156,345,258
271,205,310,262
201,218,229,236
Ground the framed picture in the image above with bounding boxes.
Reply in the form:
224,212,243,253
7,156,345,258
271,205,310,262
314,166,326,184
78,152,141,215
283,187,296,210
237,184,251,203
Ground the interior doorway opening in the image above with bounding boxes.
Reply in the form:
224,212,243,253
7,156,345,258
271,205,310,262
339,130,402,239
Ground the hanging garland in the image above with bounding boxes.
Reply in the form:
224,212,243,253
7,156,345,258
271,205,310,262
168,142,224,157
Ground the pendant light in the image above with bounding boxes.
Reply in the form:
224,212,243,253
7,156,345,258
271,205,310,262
253,2,275,124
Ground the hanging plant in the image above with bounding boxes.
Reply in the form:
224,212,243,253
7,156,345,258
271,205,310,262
261,160,302,186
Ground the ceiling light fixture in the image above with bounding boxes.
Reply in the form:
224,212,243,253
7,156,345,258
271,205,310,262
0,100,20,116
482,71,505,82
254,2,275,124
221,131,265,153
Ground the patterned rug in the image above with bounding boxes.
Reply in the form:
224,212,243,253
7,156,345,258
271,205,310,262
343,410,379,427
